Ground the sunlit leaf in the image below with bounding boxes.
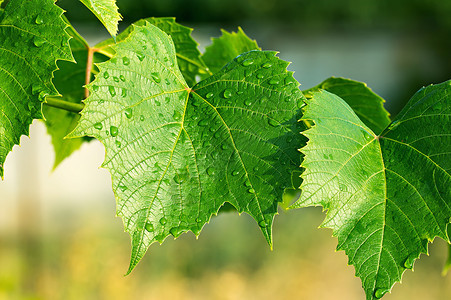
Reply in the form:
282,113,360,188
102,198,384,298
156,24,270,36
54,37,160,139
293,81,451,299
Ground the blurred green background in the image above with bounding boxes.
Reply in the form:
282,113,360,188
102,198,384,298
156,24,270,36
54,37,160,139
1,0,450,299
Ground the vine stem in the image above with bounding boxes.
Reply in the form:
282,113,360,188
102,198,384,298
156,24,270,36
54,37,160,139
84,46,96,99
45,97,84,113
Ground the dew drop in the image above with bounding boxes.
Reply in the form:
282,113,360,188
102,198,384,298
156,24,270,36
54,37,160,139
374,288,389,299
35,15,44,25
140,115,145,121
253,166,260,172
108,86,116,97
170,227,179,237
113,76,119,82
122,56,130,65
221,144,229,150
120,75,126,82
121,89,127,97
103,71,109,79
94,122,103,130
124,108,133,119
118,185,127,192
259,220,267,227
155,100,161,106
33,36,46,47
242,59,254,66
173,175,182,184
165,78,171,85
136,52,145,61
244,180,252,187
206,167,216,176
257,73,265,79
151,72,161,83
236,90,244,95
92,85,99,92
223,89,233,99
206,92,214,99
262,62,272,69
248,188,255,193
110,126,118,137
232,170,240,176
159,217,167,225
403,255,416,269
244,99,252,106
195,217,202,223
115,140,122,148
145,222,154,232
268,118,279,127
173,111,182,121
269,79,280,85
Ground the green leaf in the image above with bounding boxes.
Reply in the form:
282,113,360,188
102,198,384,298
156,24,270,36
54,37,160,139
303,77,391,134
95,17,209,86
293,81,451,299
79,0,121,38
202,27,261,75
0,0,73,178
70,22,305,273
42,21,103,168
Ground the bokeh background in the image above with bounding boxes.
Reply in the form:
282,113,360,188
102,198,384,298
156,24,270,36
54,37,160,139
1,0,450,299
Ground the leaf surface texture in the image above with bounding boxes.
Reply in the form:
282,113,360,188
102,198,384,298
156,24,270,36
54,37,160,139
294,81,451,299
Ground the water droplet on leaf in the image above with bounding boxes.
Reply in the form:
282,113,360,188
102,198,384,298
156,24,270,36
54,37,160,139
92,85,99,92
242,59,254,66
159,217,167,225
151,72,161,83
33,36,46,47
110,126,118,137
145,222,154,232
202,167,215,177
121,89,127,97
94,122,103,130
374,288,389,299
262,62,272,69
206,92,214,99
35,15,44,25
248,188,255,193
269,79,280,85
136,52,145,61
257,73,265,79
259,220,267,227
120,75,126,82
115,140,121,148
173,111,182,121
122,56,130,65
124,108,133,119
223,89,233,99
103,71,109,79
108,86,116,96
140,115,145,121
232,170,240,176
198,119,209,126
244,99,252,106
113,76,119,82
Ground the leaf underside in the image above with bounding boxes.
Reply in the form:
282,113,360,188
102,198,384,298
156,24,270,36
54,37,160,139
70,22,305,273
79,0,121,37
303,77,391,135
294,81,450,299
95,17,208,87
202,27,261,75
0,0,72,178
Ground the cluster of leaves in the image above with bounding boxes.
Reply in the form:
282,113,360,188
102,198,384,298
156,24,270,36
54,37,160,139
0,0,449,299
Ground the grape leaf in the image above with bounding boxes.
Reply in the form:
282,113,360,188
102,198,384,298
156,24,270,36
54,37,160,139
95,17,209,86
303,77,391,134
293,81,451,299
0,0,73,178
202,27,261,75
79,0,121,38
69,22,305,272
43,21,107,168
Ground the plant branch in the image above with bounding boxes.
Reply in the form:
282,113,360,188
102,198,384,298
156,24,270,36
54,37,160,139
84,47,96,99
44,97,84,114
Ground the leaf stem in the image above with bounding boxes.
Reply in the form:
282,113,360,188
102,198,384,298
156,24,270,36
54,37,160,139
84,47,96,99
44,97,84,114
